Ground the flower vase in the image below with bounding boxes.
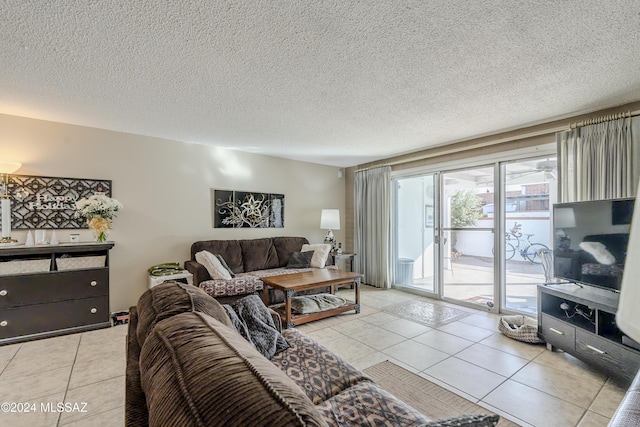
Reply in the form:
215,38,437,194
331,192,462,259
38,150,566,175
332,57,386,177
87,215,111,243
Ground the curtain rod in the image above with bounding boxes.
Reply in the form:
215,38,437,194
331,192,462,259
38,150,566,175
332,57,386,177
570,110,640,129
357,124,568,172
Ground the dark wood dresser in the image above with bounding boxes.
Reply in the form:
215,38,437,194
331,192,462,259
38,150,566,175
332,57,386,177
0,242,114,345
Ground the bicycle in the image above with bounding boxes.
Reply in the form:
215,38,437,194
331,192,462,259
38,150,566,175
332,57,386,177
504,222,549,264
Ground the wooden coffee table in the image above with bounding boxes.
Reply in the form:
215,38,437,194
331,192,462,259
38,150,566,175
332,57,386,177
261,269,363,328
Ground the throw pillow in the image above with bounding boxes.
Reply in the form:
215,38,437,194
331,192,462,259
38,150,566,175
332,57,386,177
195,250,232,280
215,254,235,278
286,251,314,268
580,241,616,265
301,244,332,268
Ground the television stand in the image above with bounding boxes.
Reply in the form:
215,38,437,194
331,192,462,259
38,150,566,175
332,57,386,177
538,283,640,381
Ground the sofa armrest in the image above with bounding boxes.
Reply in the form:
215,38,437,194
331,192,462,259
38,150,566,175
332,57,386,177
184,260,210,286
610,370,640,426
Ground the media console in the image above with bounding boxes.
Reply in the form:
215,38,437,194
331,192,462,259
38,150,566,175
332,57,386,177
538,283,640,381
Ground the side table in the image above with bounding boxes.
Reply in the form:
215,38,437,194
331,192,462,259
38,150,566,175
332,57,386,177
332,253,356,272
148,270,194,289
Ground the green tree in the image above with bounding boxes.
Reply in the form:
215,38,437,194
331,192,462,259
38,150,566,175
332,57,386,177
450,189,482,253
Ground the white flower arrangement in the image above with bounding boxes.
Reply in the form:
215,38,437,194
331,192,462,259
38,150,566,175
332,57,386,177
74,194,123,242
75,194,123,220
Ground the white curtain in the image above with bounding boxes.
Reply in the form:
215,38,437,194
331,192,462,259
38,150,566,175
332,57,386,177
354,166,391,288
558,117,640,202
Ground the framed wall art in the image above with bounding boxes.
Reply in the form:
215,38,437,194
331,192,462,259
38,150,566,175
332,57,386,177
0,174,112,229
212,189,284,228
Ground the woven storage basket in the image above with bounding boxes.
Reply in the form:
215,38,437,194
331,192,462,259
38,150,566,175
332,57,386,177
498,314,544,344
0,258,51,275
56,255,106,271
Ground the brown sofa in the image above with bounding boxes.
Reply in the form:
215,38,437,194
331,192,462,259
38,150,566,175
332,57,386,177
184,237,331,304
126,281,500,426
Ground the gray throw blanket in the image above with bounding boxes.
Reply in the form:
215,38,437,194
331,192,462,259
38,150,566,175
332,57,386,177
223,295,290,359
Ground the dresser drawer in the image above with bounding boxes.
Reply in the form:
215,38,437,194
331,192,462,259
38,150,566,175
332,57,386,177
0,296,109,339
540,314,576,350
0,269,109,308
576,330,640,381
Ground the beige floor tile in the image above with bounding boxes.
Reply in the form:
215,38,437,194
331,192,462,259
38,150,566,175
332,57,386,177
344,326,406,350
483,379,587,427
478,402,533,427
457,313,500,331
424,357,506,399
589,376,630,418
0,365,72,402
59,376,125,425
359,296,396,309
59,405,124,427
436,321,496,342
0,391,65,427
2,345,78,379
455,343,529,377
577,410,610,427
378,318,432,338
359,311,399,326
532,348,608,383
511,361,603,408
69,353,126,389
348,351,419,373
382,340,449,371
306,327,345,344
320,335,378,361
354,303,381,316
0,341,22,361
412,330,474,355
17,334,81,357
330,318,370,335
478,332,546,360
76,333,126,363
368,291,414,304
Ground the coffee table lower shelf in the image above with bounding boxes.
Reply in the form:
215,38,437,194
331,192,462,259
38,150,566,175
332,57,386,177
271,300,360,328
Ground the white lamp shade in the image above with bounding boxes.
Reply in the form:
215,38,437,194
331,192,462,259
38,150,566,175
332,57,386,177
555,207,576,228
617,187,640,342
320,209,340,230
0,161,21,174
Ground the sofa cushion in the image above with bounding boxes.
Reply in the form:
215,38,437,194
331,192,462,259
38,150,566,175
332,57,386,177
195,250,233,280
274,237,310,267
271,329,371,404
191,239,244,273
315,380,430,426
136,281,232,346
301,244,332,268
241,238,280,272
140,311,327,427
199,273,264,298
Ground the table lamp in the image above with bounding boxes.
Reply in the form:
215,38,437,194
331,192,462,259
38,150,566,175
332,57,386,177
0,161,22,245
320,209,340,251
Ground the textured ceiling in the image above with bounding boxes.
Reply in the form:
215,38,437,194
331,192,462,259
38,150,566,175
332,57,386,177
1,1,639,167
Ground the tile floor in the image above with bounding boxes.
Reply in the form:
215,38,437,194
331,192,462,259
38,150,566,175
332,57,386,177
0,285,631,427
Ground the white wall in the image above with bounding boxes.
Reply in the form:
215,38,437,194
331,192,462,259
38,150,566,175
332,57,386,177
0,114,346,310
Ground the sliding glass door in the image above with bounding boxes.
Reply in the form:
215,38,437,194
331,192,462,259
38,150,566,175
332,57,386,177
393,174,437,293
441,166,496,309
502,158,557,313
392,153,557,315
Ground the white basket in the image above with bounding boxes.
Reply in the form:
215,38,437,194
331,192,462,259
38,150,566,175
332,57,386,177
56,255,106,271
0,259,51,275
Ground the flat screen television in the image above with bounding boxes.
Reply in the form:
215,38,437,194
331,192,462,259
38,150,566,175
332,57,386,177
552,197,635,292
